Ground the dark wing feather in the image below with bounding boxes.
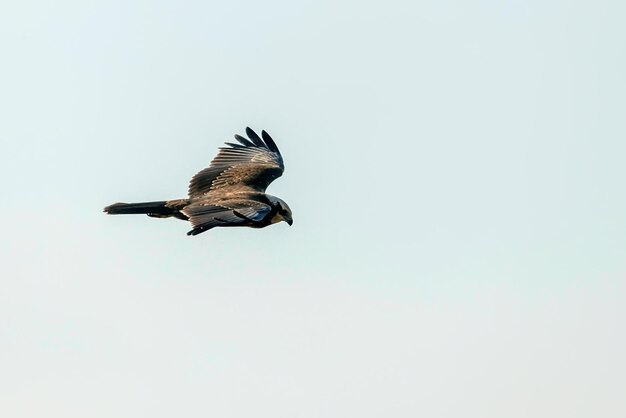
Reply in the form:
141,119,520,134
233,134,254,147
182,201,272,235
261,130,280,154
245,127,265,147
188,127,284,197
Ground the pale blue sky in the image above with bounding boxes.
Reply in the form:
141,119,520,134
1,1,625,417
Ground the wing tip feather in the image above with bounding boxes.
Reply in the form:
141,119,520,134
245,127,265,147
261,130,280,154
233,134,253,147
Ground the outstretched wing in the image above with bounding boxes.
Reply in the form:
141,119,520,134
182,200,272,236
188,127,284,197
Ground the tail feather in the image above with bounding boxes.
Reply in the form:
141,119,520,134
104,200,188,219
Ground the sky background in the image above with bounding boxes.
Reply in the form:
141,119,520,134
1,0,625,417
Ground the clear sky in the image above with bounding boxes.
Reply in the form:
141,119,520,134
1,1,625,417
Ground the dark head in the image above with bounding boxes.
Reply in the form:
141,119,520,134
268,196,293,226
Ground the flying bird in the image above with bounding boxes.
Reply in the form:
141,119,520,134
104,127,292,236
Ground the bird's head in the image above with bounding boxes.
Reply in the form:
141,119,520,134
268,196,293,226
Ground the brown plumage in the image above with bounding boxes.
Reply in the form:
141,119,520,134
104,127,293,236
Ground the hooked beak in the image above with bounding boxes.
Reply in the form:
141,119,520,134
286,218,293,226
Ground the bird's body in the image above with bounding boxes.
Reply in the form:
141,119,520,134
104,127,292,236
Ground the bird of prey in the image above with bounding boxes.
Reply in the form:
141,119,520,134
104,127,292,236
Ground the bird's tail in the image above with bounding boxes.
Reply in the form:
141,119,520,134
104,199,189,219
